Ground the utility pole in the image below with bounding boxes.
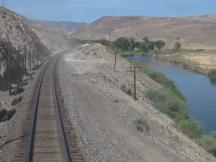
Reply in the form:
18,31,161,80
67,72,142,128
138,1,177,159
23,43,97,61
33,48,35,69
24,44,27,69
7,43,11,95
29,51,31,71
133,66,137,100
107,32,110,52
28,48,31,71
2,0,5,19
114,52,117,71
129,58,132,72
108,32,110,50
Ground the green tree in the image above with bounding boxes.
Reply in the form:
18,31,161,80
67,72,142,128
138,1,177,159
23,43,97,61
174,37,182,50
142,36,155,51
155,40,166,50
138,42,147,51
143,36,149,43
174,42,182,50
134,41,141,51
146,41,155,50
114,37,135,51
115,37,130,50
128,37,135,50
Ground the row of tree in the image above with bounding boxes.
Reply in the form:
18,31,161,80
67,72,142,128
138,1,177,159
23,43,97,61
101,36,182,52
113,36,166,51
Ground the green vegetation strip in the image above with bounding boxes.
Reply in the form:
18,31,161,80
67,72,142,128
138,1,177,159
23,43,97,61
134,61,216,157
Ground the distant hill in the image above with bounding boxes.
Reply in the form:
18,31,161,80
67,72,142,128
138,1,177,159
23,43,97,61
71,15,216,49
36,21,86,33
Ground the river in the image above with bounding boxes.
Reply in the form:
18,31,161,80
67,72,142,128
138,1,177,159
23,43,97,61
130,55,216,133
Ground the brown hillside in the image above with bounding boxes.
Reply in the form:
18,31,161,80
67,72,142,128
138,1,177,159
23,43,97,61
71,15,216,49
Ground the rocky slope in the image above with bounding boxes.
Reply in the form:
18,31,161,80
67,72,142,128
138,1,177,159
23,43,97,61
0,8,49,88
71,15,216,49
0,7,69,90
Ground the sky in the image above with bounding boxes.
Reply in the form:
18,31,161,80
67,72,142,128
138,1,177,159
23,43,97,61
3,0,216,22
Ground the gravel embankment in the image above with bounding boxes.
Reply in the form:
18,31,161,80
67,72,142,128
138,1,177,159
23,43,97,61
57,44,216,162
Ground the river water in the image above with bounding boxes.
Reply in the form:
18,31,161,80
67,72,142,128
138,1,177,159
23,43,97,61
130,55,216,132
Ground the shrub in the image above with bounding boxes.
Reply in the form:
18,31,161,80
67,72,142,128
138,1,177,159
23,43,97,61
135,119,149,133
174,42,181,50
96,39,108,46
208,69,216,82
197,132,216,156
146,88,188,123
179,119,203,139
145,70,185,100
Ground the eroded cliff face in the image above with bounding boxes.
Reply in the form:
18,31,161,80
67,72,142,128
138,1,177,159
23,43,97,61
0,8,52,90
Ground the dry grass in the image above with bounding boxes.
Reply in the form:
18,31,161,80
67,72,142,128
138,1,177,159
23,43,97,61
183,53,216,67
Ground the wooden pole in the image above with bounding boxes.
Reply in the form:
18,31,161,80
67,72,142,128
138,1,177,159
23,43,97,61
28,51,31,71
133,66,137,100
7,44,11,95
114,52,117,71
108,32,110,50
2,0,4,17
24,44,27,69
107,32,110,52
29,46,32,71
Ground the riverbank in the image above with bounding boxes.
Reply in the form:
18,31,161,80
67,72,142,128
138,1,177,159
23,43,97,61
156,49,216,75
129,55,216,156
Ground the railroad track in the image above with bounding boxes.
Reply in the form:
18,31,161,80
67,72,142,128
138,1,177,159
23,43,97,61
13,53,85,162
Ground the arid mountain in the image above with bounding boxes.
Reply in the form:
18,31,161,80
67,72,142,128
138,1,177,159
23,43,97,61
71,15,216,49
25,20,69,51
36,20,86,33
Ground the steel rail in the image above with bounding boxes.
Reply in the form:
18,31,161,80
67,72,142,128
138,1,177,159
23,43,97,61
26,59,51,162
26,55,72,162
53,57,72,162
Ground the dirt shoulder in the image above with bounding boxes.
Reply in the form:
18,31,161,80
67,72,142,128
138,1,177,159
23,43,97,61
57,43,216,162
157,50,216,74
